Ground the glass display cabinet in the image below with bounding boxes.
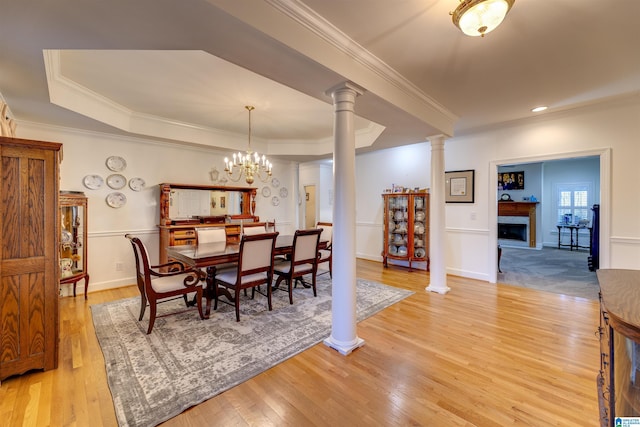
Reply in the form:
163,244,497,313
382,191,429,271
59,191,89,298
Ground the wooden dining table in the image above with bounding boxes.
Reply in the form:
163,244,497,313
166,234,326,317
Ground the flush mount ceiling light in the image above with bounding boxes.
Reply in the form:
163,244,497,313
452,0,515,37
531,106,548,113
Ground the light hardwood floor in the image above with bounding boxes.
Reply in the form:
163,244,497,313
0,259,600,427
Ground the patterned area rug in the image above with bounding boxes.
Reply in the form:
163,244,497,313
91,276,413,427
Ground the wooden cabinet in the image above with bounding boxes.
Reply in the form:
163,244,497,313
0,136,61,381
382,192,429,271
597,269,640,426
59,191,89,298
157,183,258,265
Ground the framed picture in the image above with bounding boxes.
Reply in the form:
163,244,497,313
498,171,524,190
445,170,475,203
220,196,226,208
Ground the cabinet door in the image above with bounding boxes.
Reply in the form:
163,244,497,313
387,195,409,258
412,194,427,260
1,143,59,379
60,197,87,279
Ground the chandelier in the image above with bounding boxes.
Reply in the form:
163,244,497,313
223,106,272,185
452,0,515,37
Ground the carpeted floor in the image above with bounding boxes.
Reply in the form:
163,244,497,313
498,246,599,300
91,276,413,427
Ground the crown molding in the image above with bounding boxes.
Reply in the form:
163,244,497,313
264,0,457,126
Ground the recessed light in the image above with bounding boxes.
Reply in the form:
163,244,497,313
531,106,547,113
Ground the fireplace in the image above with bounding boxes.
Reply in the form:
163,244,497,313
498,223,527,241
498,202,538,248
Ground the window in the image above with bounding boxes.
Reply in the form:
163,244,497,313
556,183,591,224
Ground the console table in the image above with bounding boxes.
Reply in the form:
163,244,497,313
597,269,640,426
556,224,592,251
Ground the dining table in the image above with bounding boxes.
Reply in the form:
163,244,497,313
166,234,327,317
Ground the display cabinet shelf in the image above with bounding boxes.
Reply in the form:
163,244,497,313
59,191,89,298
382,192,429,271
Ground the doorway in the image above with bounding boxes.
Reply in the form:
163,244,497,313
304,185,316,229
497,157,599,296
489,148,611,285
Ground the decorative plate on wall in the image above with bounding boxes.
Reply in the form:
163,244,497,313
129,177,146,192
82,174,104,190
261,186,271,198
279,187,288,198
271,196,280,206
106,156,127,172
106,192,127,208
271,178,280,188
106,174,127,189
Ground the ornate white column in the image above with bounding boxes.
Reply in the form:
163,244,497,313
426,135,450,294
323,81,365,355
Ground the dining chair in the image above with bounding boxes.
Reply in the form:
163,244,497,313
125,234,204,334
272,228,323,304
243,223,266,236
195,227,226,244
195,227,236,296
316,221,332,278
212,232,279,321
265,219,276,233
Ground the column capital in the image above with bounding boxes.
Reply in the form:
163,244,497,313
427,134,448,145
325,81,366,99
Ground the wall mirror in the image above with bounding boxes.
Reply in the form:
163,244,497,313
159,183,257,225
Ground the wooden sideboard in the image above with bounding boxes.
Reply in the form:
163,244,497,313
498,201,538,247
157,183,260,265
597,269,640,426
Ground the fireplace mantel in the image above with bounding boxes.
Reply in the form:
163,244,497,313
498,202,539,247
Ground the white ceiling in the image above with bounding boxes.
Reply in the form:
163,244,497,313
1,0,638,162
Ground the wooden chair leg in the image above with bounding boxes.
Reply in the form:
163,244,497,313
311,273,317,297
139,293,147,321
147,301,157,334
287,279,293,305
234,287,241,322
196,287,204,320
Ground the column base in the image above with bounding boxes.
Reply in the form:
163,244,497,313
323,335,365,355
425,284,451,294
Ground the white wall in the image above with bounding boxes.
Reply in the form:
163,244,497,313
445,98,640,281
353,143,431,262
353,97,640,281
19,122,298,295
17,96,640,294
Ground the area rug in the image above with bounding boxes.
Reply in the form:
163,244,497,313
91,276,413,427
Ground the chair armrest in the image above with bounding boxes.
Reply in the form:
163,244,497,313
148,268,204,286
150,260,186,272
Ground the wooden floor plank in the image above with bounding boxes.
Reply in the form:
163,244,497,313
0,259,600,427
